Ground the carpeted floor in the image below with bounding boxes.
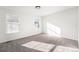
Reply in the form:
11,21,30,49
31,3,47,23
0,34,78,52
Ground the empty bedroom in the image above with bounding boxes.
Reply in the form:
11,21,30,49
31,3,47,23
0,6,79,52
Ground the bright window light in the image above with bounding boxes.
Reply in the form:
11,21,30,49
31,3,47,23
47,22,61,37
6,14,19,34
7,22,19,33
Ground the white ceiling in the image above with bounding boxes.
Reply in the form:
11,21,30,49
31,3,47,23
2,6,76,16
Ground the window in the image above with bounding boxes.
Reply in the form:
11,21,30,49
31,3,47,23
6,14,19,34
32,16,41,28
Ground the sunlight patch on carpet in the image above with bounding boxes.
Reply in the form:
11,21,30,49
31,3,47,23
22,41,55,52
54,46,79,52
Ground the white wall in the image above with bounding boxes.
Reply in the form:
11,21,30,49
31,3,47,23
43,7,78,40
0,8,8,43
0,7,42,43
77,7,79,47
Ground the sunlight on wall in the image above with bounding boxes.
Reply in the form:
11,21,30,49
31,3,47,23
47,22,61,37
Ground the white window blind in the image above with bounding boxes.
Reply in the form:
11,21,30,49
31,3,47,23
6,14,19,34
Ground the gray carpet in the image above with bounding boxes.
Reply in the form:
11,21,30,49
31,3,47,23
0,34,78,52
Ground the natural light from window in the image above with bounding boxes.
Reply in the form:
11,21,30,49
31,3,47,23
47,22,61,37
